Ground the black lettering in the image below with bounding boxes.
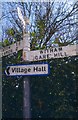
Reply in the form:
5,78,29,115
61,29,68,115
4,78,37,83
54,48,58,52
4,49,13,55
24,68,28,73
44,49,49,54
54,53,58,57
12,68,16,72
19,41,20,45
34,66,46,72
16,47,18,51
33,67,38,72
11,49,12,52
21,68,24,72
44,67,46,71
38,67,41,71
16,68,20,72
40,50,43,54
42,66,46,71
60,52,63,56
50,48,53,53
64,52,67,56
59,47,62,51
28,68,31,72
47,49,49,53
43,55,46,59
47,54,50,59
39,55,43,59
35,56,38,60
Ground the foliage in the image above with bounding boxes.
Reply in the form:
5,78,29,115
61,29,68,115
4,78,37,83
2,1,78,119
6,28,15,37
2,1,78,49
29,2,78,49
3,39,9,46
2,55,78,118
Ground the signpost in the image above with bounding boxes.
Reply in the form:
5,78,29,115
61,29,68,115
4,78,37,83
5,64,49,76
23,44,78,61
1,6,78,120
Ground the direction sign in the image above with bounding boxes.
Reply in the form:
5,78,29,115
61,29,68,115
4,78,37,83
23,44,78,61
5,63,49,76
0,33,30,57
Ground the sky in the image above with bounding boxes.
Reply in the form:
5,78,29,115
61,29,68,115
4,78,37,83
0,0,75,42
0,0,75,2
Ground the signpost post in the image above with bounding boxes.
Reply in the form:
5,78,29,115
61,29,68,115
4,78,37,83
17,7,31,119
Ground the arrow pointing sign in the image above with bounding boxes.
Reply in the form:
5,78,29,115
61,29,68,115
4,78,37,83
5,63,49,76
23,44,78,61
0,33,30,57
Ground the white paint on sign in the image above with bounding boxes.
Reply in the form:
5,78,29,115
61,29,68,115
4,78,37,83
23,44,78,61
0,33,30,57
5,64,49,76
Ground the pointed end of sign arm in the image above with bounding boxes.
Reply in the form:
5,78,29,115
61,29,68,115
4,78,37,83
5,67,10,76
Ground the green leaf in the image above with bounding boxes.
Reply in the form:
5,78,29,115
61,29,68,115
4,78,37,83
3,39,9,46
31,32,36,37
6,28,15,36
